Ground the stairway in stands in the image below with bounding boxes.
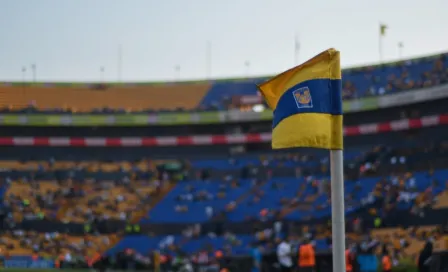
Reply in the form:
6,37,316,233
434,190,448,209
98,182,176,253
130,182,176,223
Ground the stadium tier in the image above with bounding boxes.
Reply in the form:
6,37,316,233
145,169,448,223
0,52,447,271
0,82,211,112
0,52,447,113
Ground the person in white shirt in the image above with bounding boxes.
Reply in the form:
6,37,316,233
64,252,72,263
205,206,213,218
277,238,293,272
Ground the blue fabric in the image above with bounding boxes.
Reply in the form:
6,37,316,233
272,79,342,129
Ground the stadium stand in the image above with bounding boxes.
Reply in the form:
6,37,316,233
0,82,211,112
0,52,446,112
0,52,447,271
0,158,175,223
199,52,448,109
0,232,118,257
4,178,171,223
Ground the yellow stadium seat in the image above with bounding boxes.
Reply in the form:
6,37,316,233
0,234,117,256
434,191,448,209
0,82,211,111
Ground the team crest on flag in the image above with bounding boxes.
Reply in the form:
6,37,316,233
293,87,313,109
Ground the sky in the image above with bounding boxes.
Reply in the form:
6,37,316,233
0,0,447,82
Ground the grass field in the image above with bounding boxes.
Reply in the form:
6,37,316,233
0,268,130,272
1,270,92,272
0,268,125,272
1,270,84,272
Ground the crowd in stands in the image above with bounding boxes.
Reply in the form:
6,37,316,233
16,143,434,266
0,144,446,270
0,158,179,263
143,143,447,223
340,53,448,99
0,145,432,265
1,163,169,224
0,231,113,259
91,139,446,271
0,53,446,113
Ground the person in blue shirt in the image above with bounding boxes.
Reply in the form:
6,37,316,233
252,243,263,272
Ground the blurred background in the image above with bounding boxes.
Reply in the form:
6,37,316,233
0,0,447,271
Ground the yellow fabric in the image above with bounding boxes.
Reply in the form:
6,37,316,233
259,48,341,110
272,113,343,149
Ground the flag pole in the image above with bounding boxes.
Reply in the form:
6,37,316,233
330,149,346,272
294,32,300,65
206,41,212,79
379,24,386,63
398,42,404,59
118,44,122,82
379,31,383,63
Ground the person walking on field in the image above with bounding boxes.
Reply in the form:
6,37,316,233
277,237,293,272
298,238,315,272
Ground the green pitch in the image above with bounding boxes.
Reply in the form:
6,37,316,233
0,268,131,272
0,268,94,272
1,270,89,272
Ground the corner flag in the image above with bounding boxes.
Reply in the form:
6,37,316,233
258,48,343,150
258,48,346,272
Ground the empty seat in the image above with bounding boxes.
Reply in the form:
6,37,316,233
0,82,211,111
434,191,448,209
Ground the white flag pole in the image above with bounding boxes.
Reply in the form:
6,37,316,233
330,149,346,272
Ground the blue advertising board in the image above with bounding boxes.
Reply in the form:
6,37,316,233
4,258,54,269
357,254,378,272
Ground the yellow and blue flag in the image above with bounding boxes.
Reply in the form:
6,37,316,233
258,48,343,150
